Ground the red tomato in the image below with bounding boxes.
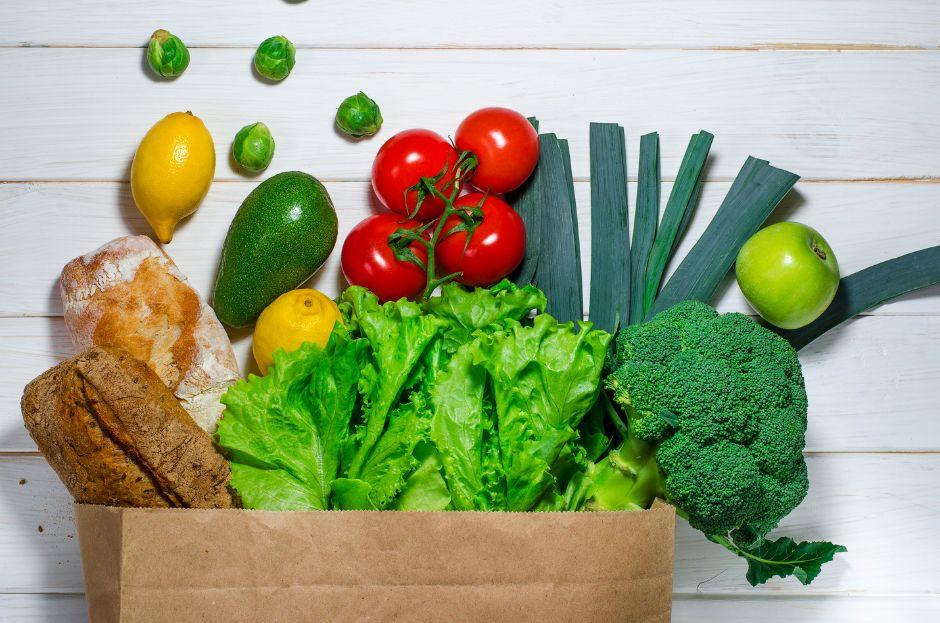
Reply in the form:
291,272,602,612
435,193,526,287
371,129,460,221
455,107,539,195
341,213,428,302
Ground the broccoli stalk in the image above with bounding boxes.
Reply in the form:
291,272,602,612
585,408,662,512
587,300,846,586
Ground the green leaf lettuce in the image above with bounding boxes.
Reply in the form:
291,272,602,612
217,281,610,513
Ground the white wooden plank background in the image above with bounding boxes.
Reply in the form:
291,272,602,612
1,1,938,621
1,49,939,182
3,1,939,49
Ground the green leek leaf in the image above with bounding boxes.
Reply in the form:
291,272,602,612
652,157,799,315
588,122,630,332
559,139,584,310
641,131,713,320
534,134,582,322
629,132,660,325
775,246,940,350
508,117,541,286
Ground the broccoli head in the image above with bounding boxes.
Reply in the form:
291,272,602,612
596,300,809,546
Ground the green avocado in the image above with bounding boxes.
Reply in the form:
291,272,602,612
213,171,338,327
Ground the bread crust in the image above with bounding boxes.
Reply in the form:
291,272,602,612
60,235,238,432
22,347,235,508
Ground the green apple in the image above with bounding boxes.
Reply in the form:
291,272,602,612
735,222,840,330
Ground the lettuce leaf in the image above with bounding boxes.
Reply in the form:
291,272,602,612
333,397,431,509
393,443,452,510
217,334,364,509
424,280,546,352
431,314,611,511
342,292,445,480
474,315,612,510
218,282,611,513
429,343,489,510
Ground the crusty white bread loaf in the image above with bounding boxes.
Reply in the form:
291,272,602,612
59,235,239,432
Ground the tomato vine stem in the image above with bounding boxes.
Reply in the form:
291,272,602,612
387,151,483,300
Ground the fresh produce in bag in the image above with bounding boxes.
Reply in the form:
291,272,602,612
216,281,613,512
23,93,940,599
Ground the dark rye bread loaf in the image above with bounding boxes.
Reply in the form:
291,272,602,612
22,347,235,508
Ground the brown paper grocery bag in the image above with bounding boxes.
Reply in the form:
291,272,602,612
75,502,674,623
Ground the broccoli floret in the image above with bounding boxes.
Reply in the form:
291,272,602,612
593,300,809,545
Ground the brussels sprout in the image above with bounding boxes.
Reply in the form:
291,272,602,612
232,123,276,173
253,36,296,82
146,29,190,78
335,92,383,138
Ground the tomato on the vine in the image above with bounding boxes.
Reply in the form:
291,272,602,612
435,193,526,287
371,129,460,221
455,107,539,195
341,213,428,302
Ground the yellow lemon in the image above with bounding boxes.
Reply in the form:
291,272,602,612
131,111,215,243
252,289,343,374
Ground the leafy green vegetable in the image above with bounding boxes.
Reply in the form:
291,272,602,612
652,158,799,315
333,397,430,509
393,444,452,510
339,293,444,481
473,315,612,509
559,139,583,311
630,132,660,325
430,312,611,511
641,131,712,320
774,246,940,349
429,343,491,509
533,134,582,322
424,280,545,353
588,122,630,333
218,281,607,513
146,29,190,78
335,92,383,138
508,118,541,286
711,535,847,586
217,334,363,510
